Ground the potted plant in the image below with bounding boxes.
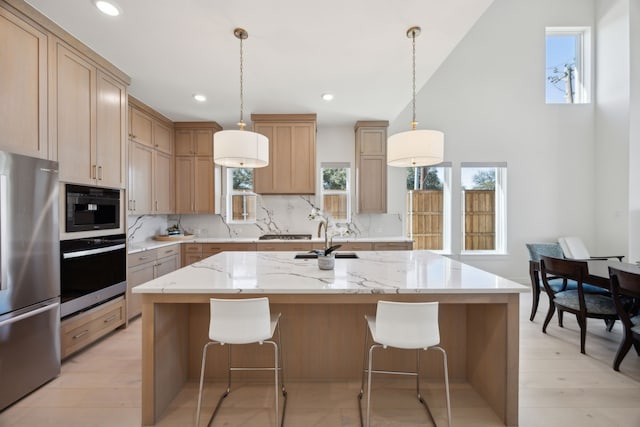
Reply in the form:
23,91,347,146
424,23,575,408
308,208,348,270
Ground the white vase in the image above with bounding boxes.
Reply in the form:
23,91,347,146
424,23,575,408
317,254,335,270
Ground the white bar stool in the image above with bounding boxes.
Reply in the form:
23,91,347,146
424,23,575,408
195,297,287,427
357,301,452,427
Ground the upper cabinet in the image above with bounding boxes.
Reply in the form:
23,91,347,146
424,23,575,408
174,122,221,214
252,114,316,195
355,121,388,213
0,7,48,158
54,41,127,188
127,97,174,214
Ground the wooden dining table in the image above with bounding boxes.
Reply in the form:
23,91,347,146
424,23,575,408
585,259,640,288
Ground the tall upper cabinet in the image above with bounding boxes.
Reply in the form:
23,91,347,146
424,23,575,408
0,1,130,188
128,97,174,214
0,6,48,158
174,122,221,214
252,114,316,195
355,121,388,213
53,42,127,189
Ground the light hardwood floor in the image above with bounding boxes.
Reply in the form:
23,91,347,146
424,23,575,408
1,292,639,427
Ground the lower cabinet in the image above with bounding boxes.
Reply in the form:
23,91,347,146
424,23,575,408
60,296,126,359
181,243,257,266
127,244,180,319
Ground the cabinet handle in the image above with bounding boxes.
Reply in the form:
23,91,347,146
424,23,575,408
155,200,158,210
92,165,97,179
138,256,150,260
103,314,117,324
98,165,103,180
72,330,89,340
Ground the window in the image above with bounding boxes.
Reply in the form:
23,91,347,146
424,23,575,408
226,168,257,223
320,163,350,222
461,162,507,254
406,163,451,253
545,27,591,104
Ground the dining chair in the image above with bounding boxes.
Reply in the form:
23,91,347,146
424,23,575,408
539,256,618,354
608,267,640,371
526,243,608,322
357,301,452,427
195,297,287,427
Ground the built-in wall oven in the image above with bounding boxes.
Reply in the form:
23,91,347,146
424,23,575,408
60,234,126,318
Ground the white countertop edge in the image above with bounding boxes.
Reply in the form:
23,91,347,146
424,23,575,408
127,236,414,254
133,287,528,295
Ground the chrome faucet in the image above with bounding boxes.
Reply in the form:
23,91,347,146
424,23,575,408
317,220,328,250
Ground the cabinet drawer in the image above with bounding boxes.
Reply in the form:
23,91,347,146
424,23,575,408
156,244,179,258
183,243,202,253
372,242,412,251
61,296,125,358
128,249,157,267
338,242,373,251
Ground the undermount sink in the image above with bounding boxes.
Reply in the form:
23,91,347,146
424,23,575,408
294,252,359,259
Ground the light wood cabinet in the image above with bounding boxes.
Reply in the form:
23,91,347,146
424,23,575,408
252,114,316,195
127,244,180,319
55,42,126,188
60,296,125,358
0,7,48,159
174,123,221,214
181,243,257,266
127,98,174,214
129,106,153,147
355,121,388,213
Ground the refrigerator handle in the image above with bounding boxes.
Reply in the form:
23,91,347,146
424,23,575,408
0,174,7,292
0,301,59,328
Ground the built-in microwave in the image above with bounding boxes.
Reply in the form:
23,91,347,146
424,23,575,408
65,184,120,232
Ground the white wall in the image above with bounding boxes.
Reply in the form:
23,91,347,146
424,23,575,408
627,0,640,263
389,0,599,282
594,0,630,259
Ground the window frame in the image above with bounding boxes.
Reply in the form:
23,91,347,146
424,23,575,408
226,167,257,224
545,26,592,104
460,162,507,255
320,162,351,223
405,163,452,254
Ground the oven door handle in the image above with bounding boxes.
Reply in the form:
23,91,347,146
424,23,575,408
62,243,126,259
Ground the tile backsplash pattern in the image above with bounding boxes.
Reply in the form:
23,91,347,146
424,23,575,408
127,195,402,243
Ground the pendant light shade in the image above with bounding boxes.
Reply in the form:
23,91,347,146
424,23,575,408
387,26,444,168
214,129,269,168
213,28,269,168
387,129,443,167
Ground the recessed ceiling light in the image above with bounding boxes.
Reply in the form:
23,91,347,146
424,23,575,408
193,94,207,102
94,0,121,17
321,93,334,101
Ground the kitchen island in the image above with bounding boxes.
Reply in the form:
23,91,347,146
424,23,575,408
133,250,527,426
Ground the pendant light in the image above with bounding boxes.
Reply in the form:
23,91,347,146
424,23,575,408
387,26,444,167
214,28,269,168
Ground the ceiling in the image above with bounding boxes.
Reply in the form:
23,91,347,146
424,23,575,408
25,0,494,129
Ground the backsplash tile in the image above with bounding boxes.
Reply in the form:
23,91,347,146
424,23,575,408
128,195,402,242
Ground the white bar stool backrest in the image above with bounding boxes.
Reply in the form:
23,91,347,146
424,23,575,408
209,297,272,344
375,301,440,349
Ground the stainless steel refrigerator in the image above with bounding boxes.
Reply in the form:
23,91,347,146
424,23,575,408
0,150,60,411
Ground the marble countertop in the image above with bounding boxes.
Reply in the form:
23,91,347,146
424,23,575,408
132,250,528,295
127,236,414,254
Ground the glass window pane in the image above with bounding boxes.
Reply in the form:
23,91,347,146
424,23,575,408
323,194,348,221
406,166,448,251
232,168,253,191
322,168,347,190
461,166,502,251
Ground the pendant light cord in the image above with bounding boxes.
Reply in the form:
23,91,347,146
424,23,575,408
411,29,417,131
239,34,245,129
